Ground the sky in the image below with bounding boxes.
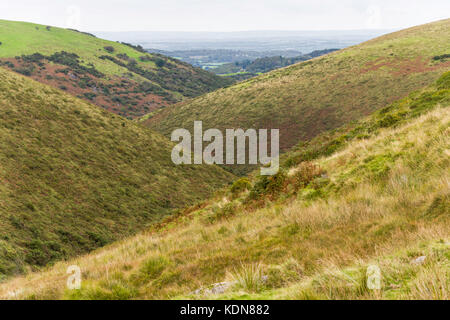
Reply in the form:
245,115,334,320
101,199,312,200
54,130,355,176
0,0,449,32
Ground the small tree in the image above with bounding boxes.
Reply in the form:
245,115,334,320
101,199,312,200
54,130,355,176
230,178,252,198
155,58,165,68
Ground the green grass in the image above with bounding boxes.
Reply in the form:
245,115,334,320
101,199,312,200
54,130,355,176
143,19,450,175
0,66,235,278
0,20,153,75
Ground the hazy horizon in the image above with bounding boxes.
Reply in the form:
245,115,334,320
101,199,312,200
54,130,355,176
93,29,391,52
1,0,448,32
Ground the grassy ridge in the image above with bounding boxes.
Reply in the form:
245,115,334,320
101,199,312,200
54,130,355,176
0,20,232,118
143,19,450,159
0,20,146,74
0,66,234,278
2,71,448,300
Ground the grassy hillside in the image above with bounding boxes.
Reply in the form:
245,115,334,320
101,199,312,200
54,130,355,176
0,66,234,278
143,19,450,160
0,20,232,119
2,71,448,300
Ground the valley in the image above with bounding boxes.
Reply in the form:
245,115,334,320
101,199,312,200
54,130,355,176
0,14,448,302
1,70,448,299
143,19,450,160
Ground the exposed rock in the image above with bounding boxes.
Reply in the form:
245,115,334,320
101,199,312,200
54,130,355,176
192,281,236,296
210,282,234,295
192,275,268,296
411,256,426,265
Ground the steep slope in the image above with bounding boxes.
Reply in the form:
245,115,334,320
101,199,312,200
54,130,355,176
0,20,232,119
0,66,234,277
2,71,448,300
143,19,450,153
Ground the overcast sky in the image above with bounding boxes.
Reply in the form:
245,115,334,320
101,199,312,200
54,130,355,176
1,0,449,32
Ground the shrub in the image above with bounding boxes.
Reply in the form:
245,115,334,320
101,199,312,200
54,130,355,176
47,51,104,78
230,178,252,197
104,46,115,53
24,239,65,266
1,61,14,68
432,54,450,61
252,170,287,199
14,67,33,76
117,53,130,61
155,58,165,68
208,202,238,222
83,92,97,100
376,113,402,128
66,29,97,38
120,42,146,53
292,162,323,190
87,231,108,246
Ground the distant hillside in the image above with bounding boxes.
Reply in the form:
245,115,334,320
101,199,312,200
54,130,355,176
143,19,450,166
0,20,232,119
2,71,447,300
212,49,339,78
0,66,234,277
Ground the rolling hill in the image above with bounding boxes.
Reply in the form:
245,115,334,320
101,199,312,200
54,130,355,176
1,70,448,300
0,65,234,278
143,19,450,160
0,20,232,119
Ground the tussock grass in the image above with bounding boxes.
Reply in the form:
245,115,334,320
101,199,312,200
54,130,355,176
230,263,265,293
